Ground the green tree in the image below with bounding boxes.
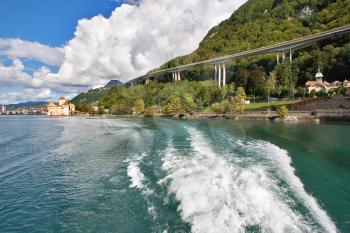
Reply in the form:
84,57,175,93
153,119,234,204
277,105,288,118
182,94,197,115
235,69,249,89
211,102,225,116
98,106,105,115
264,72,277,99
276,63,293,96
132,99,145,115
264,72,277,115
163,103,175,116
226,83,236,97
232,87,246,113
169,96,183,115
75,103,94,113
162,95,184,117
247,68,266,100
110,104,130,115
145,105,157,117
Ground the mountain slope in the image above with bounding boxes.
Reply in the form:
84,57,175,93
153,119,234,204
71,88,109,105
161,0,350,68
5,102,48,110
72,80,123,105
105,80,123,88
74,0,350,107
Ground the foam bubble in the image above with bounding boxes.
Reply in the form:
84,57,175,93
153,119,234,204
126,153,157,220
160,127,337,233
248,141,337,233
127,160,145,189
126,153,153,194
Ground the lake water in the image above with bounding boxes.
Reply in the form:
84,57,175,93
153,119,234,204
0,116,349,233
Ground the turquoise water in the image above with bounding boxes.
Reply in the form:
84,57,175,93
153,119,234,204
0,116,349,233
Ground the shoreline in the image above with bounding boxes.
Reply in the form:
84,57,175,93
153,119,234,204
4,110,350,124
81,109,350,124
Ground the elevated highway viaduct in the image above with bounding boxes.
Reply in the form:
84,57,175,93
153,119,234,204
125,24,350,87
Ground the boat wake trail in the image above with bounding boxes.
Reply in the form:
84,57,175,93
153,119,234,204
159,127,337,233
125,153,158,219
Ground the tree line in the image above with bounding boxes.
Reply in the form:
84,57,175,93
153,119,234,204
75,80,249,117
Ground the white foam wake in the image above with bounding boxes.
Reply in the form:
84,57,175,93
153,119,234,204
126,153,154,194
246,141,337,233
126,153,156,219
159,127,337,233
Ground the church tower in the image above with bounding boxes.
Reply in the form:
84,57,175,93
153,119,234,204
58,97,66,106
315,66,324,83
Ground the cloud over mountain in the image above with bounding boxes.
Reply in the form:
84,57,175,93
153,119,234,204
57,0,246,86
0,0,247,103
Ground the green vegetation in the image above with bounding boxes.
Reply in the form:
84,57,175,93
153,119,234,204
245,100,299,110
73,0,350,115
72,88,109,105
97,80,248,116
157,0,350,99
132,99,145,115
75,103,95,114
277,105,289,118
145,105,158,117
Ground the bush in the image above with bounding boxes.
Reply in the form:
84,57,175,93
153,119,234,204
211,102,225,115
232,87,246,113
145,105,157,117
163,103,175,116
132,99,145,115
111,104,130,115
335,87,347,96
277,105,288,118
182,94,197,115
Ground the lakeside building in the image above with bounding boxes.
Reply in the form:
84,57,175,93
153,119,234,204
0,105,6,114
306,68,349,94
47,97,75,116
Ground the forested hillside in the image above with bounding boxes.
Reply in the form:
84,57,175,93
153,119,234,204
75,0,350,115
160,0,350,97
72,80,123,105
72,88,109,105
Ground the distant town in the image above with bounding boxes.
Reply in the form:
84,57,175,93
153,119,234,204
0,97,76,116
0,103,46,115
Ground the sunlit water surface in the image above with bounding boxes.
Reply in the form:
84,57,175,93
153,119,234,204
0,116,349,233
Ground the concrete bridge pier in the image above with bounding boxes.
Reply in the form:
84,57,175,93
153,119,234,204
172,72,181,82
277,50,292,64
214,64,226,87
222,64,226,87
215,64,226,87
218,64,222,87
177,72,181,81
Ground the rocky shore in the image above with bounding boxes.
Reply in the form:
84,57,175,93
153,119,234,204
86,109,350,124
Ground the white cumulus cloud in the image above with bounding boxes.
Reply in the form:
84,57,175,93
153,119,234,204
0,0,248,104
0,38,64,67
56,0,247,86
0,88,54,105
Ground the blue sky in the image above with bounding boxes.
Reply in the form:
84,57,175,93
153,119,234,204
0,0,123,47
0,0,125,104
0,0,245,104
